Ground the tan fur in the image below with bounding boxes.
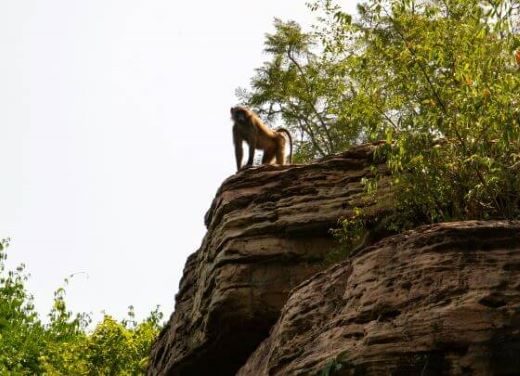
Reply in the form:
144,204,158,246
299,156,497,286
230,106,293,171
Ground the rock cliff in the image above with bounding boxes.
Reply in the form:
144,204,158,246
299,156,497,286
147,143,390,375
148,142,520,375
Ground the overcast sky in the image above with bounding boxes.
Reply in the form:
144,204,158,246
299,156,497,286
0,0,357,322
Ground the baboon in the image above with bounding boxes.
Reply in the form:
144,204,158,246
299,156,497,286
230,106,293,171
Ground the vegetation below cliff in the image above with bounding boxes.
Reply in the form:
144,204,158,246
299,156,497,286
0,239,162,375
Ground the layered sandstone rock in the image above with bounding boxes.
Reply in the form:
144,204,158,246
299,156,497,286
238,221,520,375
147,143,390,375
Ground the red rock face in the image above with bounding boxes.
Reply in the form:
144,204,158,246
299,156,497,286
147,143,390,375
238,221,520,375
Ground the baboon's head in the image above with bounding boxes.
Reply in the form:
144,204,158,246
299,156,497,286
230,106,249,123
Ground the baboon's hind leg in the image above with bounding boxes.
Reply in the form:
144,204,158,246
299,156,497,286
275,137,286,165
262,148,276,164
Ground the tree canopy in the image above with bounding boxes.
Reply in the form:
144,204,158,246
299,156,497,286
239,0,520,224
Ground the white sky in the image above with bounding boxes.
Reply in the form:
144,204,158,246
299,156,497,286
0,0,358,323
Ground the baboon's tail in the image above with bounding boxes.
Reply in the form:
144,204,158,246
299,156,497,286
276,128,293,164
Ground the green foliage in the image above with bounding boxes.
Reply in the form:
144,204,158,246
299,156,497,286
241,0,520,233
355,0,520,222
329,208,367,261
0,240,162,375
0,238,48,375
237,15,373,161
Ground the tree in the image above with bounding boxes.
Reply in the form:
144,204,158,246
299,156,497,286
237,15,377,161
352,0,520,222
240,0,520,225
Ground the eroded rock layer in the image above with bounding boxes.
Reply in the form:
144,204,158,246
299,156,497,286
238,221,520,375
148,143,390,375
